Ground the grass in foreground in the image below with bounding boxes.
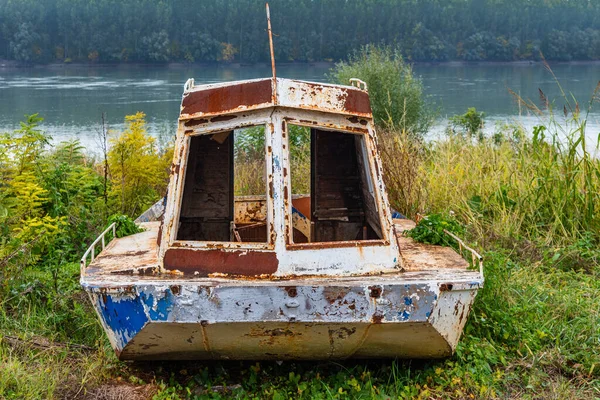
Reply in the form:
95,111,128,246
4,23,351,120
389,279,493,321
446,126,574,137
1,251,598,399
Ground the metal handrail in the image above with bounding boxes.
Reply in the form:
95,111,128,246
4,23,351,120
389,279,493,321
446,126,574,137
80,222,116,277
349,78,368,91
443,229,484,278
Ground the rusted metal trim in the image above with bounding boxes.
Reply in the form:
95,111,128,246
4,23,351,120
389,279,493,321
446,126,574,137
181,79,273,117
276,78,373,118
172,240,273,250
163,248,278,276
83,269,484,288
182,112,272,136
283,115,370,135
286,239,389,251
363,125,393,244
281,115,391,247
161,116,276,260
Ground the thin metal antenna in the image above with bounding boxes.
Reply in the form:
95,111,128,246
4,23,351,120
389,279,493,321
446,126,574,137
266,3,277,101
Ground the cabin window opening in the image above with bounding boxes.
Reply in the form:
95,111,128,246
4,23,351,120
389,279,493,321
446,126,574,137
177,125,268,243
287,124,383,244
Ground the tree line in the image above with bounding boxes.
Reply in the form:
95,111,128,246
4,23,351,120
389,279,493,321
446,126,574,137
1,0,600,64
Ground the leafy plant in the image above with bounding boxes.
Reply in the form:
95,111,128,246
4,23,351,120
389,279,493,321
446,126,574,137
107,214,143,238
107,112,171,216
405,213,465,247
448,107,485,141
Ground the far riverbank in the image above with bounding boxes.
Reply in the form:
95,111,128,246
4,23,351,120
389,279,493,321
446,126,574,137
4,59,600,70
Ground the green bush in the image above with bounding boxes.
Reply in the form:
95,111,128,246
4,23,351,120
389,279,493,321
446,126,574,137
448,107,485,140
330,45,434,135
406,213,464,247
107,214,143,238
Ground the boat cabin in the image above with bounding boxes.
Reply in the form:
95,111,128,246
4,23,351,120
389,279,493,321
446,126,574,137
159,77,400,277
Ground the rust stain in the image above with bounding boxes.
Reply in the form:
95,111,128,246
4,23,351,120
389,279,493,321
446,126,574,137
210,114,237,123
439,283,454,292
332,327,356,339
343,90,372,115
157,222,163,247
163,248,278,276
323,287,350,304
269,223,276,244
184,118,209,127
371,311,384,324
368,286,382,298
181,79,272,116
288,118,368,134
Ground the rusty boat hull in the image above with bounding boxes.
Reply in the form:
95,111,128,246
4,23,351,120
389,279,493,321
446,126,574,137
82,220,482,360
85,276,479,360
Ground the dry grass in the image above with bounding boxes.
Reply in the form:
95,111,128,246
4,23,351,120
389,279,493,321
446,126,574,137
378,119,600,249
234,157,265,196
78,382,158,400
378,129,427,218
234,145,311,197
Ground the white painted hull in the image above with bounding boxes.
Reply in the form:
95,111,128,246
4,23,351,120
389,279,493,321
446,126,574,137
84,274,480,360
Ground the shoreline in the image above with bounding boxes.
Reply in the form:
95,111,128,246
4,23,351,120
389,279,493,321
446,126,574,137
3,59,600,70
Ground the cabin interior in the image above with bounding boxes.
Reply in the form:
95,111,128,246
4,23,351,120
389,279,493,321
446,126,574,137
176,124,383,244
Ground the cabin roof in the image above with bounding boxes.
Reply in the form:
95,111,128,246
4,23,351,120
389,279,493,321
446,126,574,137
179,77,372,120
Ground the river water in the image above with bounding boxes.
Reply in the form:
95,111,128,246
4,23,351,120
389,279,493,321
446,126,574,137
0,63,599,149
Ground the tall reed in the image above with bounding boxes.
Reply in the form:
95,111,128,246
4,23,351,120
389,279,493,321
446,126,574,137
381,83,600,252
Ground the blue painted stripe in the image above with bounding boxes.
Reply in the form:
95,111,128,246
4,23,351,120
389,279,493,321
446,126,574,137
99,294,148,349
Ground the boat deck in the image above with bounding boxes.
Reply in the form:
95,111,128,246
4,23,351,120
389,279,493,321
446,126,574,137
83,220,480,286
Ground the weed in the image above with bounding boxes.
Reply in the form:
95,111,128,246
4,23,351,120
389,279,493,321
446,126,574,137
108,214,144,238
406,213,464,247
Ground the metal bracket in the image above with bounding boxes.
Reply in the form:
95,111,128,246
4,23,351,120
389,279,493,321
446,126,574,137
184,78,195,93
349,78,368,91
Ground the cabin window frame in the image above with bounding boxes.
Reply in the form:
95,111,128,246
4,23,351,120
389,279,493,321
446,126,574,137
282,117,390,250
170,118,275,251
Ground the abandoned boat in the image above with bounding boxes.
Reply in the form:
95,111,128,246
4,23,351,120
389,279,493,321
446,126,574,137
80,76,484,360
